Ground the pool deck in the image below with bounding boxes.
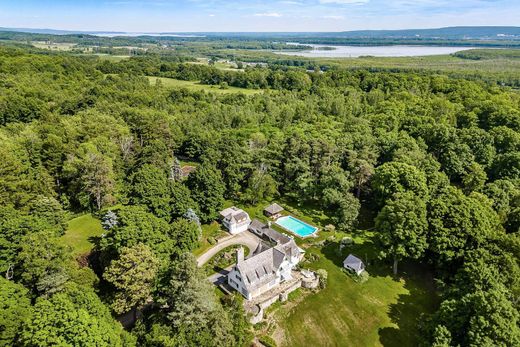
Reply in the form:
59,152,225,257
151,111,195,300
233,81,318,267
275,215,319,239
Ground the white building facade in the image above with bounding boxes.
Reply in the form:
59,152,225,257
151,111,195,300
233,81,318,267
219,206,251,234
227,220,302,300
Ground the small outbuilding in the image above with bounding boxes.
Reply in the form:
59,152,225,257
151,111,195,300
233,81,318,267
343,254,365,275
263,203,284,218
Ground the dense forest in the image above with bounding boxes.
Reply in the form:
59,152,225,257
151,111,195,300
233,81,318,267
1,44,520,346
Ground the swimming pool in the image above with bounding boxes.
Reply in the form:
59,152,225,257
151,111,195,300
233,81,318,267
275,216,317,237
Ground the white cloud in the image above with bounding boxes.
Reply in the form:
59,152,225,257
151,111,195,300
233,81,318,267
319,0,369,4
253,12,283,17
322,15,345,20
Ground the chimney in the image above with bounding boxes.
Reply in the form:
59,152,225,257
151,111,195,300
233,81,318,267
268,221,272,228
236,247,244,263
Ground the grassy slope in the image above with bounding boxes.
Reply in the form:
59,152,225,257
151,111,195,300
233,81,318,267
60,214,104,256
148,76,262,95
276,236,438,347
193,221,228,257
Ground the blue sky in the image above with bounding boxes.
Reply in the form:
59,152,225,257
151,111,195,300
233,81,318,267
0,0,518,32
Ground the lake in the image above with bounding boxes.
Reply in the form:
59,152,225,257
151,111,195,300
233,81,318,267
275,43,476,58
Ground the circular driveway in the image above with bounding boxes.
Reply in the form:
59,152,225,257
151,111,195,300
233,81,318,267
196,230,262,267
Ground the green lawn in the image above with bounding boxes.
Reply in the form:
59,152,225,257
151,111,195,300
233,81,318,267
148,76,262,95
271,232,438,347
60,214,104,256
193,221,228,257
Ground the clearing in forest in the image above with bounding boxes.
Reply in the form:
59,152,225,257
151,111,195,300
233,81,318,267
60,214,104,256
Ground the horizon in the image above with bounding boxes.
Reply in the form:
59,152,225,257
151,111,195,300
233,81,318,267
1,1,519,32
3,24,520,35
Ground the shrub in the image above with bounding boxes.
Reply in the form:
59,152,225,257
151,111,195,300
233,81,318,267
316,269,328,289
208,236,217,245
259,335,277,347
324,224,336,232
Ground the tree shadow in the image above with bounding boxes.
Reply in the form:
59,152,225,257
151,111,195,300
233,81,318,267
320,239,438,347
378,262,439,347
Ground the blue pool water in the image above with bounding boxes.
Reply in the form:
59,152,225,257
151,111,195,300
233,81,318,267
275,216,317,237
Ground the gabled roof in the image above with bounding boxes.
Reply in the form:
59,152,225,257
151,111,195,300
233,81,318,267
343,254,365,273
231,211,249,223
274,239,299,260
236,247,284,292
220,207,250,224
249,219,291,244
252,242,270,256
264,203,284,214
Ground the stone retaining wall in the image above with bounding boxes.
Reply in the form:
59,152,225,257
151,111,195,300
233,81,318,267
247,270,321,324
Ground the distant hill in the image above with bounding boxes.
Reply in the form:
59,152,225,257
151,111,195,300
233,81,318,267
0,27,125,36
0,26,519,40
333,26,520,40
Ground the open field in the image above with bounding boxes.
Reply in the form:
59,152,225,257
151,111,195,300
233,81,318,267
31,41,77,51
148,76,262,95
60,214,104,256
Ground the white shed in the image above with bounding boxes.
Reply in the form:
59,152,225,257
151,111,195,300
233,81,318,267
343,254,365,275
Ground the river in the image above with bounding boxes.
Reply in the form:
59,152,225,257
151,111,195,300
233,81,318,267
275,43,476,58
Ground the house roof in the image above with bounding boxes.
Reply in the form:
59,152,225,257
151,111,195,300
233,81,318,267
220,207,250,224
236,247,285,292
249,219,291,244
236,219,302,292
274,239,299,260
220,206,238,218
231,211,249,223
264,203,284,214
252,242,270,256
343,254,365,273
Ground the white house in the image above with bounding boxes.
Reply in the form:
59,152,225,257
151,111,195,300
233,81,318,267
227,220,302,300
343,254,365,275
219,207,251,234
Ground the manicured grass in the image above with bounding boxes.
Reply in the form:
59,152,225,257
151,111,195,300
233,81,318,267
271,232,439,347
60,214,104,256
148,76,262,95
193,221,228,257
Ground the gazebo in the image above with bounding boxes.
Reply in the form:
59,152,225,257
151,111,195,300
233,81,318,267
343,254,365,275
263,203,284,218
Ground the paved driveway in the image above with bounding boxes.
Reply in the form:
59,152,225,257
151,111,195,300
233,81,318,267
196,231,262,267
207,266,232,285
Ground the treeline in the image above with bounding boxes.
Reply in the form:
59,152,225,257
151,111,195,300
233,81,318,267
0,46,519,346
0,30,312,51
453,48,520,60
